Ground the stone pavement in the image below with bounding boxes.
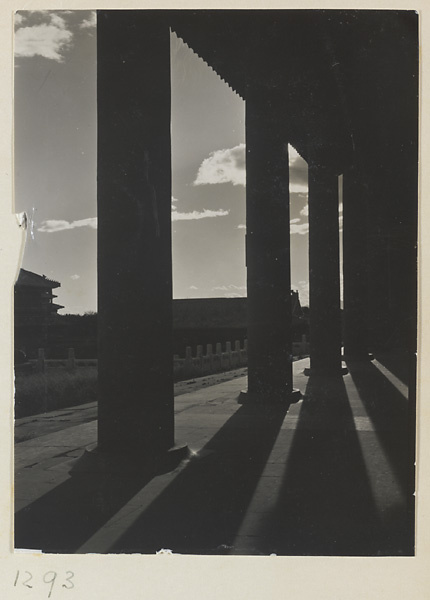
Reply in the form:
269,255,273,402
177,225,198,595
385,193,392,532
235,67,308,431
14,355,414,556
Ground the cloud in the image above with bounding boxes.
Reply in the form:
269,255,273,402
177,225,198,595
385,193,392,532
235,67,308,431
80,12,97,29
194,143,246,187
212,284,246,292
237,224,246,230
189,285,198,290
290,222,309,235
290,218,301,224
172,208,229,221
38,217,97,232
70,274,80,280
300,205,308,217
297,202,341,219
14,13,25,27
193,143,308,194
15,12,73,61
171,198,230,221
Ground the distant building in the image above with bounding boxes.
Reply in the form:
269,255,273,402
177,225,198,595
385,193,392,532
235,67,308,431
172,292,306,355
14,269,64,357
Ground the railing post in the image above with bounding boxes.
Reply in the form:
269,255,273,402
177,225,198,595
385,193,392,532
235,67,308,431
196,345,203,376
185,346,193,377
37,348,45,373
226,341,232,369
206,344,213,371
235,340,241,366
67,348,76,373
301,334,307,354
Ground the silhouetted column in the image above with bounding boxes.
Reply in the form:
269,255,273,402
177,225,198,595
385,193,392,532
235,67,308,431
342,165,370,360
97,12,174,458
244,95,297,402
308,164,343,375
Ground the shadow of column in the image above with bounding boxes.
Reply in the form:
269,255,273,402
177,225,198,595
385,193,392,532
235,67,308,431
105,404,289,554
372,349,414,387
346,359,412,496
15,403,288,554
15,466,156,553
252,374,413,555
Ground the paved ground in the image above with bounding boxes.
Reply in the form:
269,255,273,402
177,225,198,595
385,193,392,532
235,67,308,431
14,355,415,556
15,367,248,443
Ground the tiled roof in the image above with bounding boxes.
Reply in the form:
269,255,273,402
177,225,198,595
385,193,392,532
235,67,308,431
173,295,303,329
15,269,61,289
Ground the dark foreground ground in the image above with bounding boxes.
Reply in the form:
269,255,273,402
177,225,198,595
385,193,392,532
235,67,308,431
15,354,415,556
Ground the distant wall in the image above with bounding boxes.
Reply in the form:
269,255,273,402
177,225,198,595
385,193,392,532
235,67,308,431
16,297,309,360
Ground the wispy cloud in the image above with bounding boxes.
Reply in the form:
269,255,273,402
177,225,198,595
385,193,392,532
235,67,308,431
38,217,97,232
189,285,198,290
290,222,309,235
15,12,73,62
194,144,245,186
237,224,246,230
80,12,97,29
298,201,342,219
14,13,25,27
70,274,80,280
212,284,246,292
172,196,229,221
172,208,230,221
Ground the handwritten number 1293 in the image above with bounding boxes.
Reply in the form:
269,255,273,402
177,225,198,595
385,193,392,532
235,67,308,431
14,570,74,597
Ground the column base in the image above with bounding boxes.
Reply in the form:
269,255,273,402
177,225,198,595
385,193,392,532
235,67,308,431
69,443,189,477
238,388,302,405
303,366,349,377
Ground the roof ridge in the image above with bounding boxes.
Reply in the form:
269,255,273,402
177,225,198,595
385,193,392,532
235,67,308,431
17,268,61,288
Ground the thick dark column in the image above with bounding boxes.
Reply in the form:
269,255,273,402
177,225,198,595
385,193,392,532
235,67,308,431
244,95,297,403
308,164,344,375
97,12,174,458
342,165,371,360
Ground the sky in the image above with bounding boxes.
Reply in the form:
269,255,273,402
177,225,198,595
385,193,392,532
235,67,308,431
14,10,315,314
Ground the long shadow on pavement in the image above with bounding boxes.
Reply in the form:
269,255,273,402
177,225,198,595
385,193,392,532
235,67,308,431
346,359,414,499
252,374,414,556
15,402,287,554
15,462,155,553
106,403,288,554
372,349,414,388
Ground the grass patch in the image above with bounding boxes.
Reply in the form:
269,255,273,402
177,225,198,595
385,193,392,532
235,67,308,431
15,367,97,418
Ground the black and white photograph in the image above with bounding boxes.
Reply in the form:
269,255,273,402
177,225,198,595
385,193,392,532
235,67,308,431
13,8,418,558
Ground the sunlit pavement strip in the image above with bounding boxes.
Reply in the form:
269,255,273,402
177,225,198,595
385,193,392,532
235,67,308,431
15,357,409,552
14,371,253,517
230,368,406,550
278,415,374,431
345,374,407,521
372,359,409,399
15,422,97,471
